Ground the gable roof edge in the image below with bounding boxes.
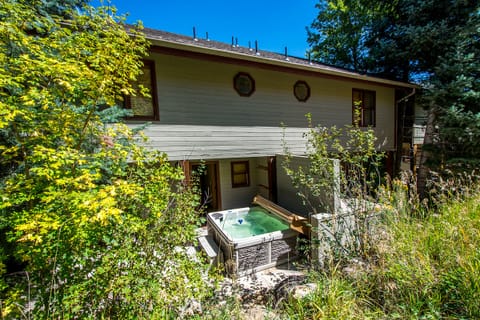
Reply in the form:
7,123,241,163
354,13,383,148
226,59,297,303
142,28,418,89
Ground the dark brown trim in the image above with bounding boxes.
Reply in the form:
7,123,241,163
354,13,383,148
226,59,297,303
233,72,255,97
189,160,222,211
125,59,159,121
231,160,250,188
293,80,311,102
352,88,376,127
267,156,277,202
150,45,411,89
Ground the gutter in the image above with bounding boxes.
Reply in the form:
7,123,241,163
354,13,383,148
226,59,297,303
145,36,418,89
396,87,416,104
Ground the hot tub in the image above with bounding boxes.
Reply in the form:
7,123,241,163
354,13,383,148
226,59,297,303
207,205,299,275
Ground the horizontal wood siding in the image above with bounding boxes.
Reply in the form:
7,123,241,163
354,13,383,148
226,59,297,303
131,52,396,159
130,124,307,160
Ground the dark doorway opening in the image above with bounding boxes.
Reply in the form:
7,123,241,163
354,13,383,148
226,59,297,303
190,161,221,212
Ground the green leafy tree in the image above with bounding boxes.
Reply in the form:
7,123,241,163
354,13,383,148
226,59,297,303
308,0,480,196
307,0,400,76
0,1,209,318
307,0,374,72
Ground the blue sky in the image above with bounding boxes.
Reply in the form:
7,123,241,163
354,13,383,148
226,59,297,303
92,0,319,58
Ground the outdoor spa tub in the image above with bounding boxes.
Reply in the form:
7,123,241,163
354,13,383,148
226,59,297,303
207,203,299,275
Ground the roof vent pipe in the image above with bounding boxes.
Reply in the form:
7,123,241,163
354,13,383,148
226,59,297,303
285,46,289,61
231,36,235,47
235,37,239,47
206,32,210,41
193,27,197,41
255,40,260,55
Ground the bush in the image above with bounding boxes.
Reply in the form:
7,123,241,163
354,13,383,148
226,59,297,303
0,2,211,318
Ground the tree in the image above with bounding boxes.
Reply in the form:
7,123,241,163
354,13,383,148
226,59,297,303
308,0,480,196
307,0,373,72
307,0,402,76
0,1,209,317
283,115,384,263
396,1,480,195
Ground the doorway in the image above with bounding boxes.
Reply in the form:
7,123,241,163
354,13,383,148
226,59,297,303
190,161,221,212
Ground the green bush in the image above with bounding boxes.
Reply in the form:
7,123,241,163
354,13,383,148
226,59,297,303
0,2,210,318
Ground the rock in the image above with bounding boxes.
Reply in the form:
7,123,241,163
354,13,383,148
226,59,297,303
291,283,317,300
243,305,277,320
178,298,202,318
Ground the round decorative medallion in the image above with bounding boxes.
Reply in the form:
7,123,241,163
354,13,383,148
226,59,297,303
234,72,255,97
293,80,310,102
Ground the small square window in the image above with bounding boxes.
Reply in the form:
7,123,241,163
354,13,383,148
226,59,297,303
231,161,250,188
352,89,376,127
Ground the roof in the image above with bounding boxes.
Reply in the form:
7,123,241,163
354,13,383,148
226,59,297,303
139,26,418,89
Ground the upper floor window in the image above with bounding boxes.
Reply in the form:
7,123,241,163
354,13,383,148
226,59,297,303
125,60,159,121
352,89,376,127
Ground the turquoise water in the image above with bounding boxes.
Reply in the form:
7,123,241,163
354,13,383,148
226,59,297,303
221,206,290,239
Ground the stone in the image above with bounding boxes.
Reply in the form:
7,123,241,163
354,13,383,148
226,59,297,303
291,283,318,300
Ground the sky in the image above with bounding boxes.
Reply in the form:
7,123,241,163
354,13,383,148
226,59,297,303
92,0,319,58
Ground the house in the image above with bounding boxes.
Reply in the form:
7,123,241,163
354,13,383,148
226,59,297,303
124,27,417,214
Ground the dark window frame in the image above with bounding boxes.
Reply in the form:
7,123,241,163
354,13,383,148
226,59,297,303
125,60,159,121
233,72,255,97
231,160,250,188
293,80,311,102
352,88,376,127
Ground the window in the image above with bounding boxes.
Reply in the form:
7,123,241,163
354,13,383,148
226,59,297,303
125,60,159,120
231,161,250,188
293,80,310,102
352,89,376,127
233,72,255,97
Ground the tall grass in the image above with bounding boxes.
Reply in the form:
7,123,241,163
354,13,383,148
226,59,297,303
283,173,480,319
378,189,480,318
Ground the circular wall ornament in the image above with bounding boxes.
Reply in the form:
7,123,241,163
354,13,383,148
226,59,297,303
234,72,255,97
293,80,310,102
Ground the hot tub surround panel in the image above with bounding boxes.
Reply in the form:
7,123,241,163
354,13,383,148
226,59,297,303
207,207,299,275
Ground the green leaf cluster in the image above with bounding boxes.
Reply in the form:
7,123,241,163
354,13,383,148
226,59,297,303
283,115,383,259
309,0,480,174
0,1,209,318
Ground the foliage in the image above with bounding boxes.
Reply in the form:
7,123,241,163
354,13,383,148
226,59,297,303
308,0,480,186
0,1,210,318
282,114,383,262
284,269,382,319
307,0,392,74
420,12,480,165
280,176,480,319
376,178,480,318
308,0,478,81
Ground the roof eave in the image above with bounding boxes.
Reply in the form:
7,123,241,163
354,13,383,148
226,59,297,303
146,36,419,89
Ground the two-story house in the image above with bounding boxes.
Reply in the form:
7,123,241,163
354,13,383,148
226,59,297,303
124,28,417,214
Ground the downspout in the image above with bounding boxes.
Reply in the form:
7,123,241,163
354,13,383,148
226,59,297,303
394,87,416,175
397,87,416,104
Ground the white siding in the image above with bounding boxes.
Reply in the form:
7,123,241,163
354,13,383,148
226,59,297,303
131,124,307,161
218,158,255,209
